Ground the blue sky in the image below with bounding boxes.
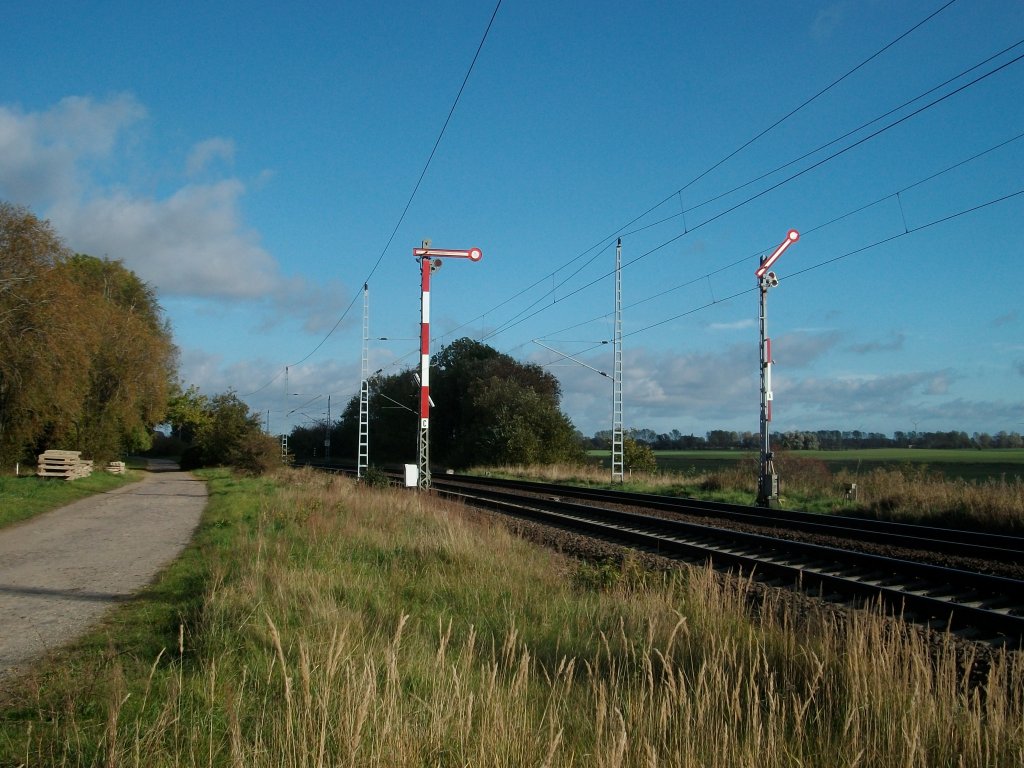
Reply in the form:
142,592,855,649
2,0,1023,440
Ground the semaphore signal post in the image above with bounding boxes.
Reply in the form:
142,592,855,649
757,229,798,508
414,240,482,490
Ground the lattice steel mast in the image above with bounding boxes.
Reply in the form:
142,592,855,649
358,283,370,479
611,237,624,483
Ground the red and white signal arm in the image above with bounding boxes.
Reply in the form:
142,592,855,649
414,246,482,262
756,230,798,279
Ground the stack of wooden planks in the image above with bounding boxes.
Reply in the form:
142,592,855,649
36,450,94,481
106,461,127,474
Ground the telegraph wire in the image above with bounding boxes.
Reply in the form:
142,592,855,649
618,38,1024,240
665,0,961,204
441,0,960,344
475,48,1024,345
378,185,1024,379
534,184,1024,371
242,0,503,396
524,132,1024,356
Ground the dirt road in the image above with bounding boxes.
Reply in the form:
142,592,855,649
0,463,206,680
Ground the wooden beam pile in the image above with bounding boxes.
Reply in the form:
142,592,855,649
106,461,127,474
36,450,94,481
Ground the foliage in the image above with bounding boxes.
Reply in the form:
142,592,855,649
321,338,584,468
498,453,1024,533
0,203,177,466
176,391,280,475
164,384,211,444
585,425,1024,451
622,436,657,473
362,465,390,487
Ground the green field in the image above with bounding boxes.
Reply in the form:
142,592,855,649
590,448,1024,482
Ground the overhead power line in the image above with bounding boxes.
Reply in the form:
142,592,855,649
526,131,1024,354
476,48,1024,344
535,185,1023,370
443,0,961,344
242,0,503,396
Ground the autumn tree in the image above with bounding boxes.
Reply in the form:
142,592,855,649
0,203,90,464
176,390,280,474
60,254,177,459
0,202,177,465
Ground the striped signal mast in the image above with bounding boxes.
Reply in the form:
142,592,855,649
413,240,483,490
756,229,798,508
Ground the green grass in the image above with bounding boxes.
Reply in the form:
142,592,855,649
588,448,1024,482
2,467,1019,766
0,471,140,530
0,468,260,765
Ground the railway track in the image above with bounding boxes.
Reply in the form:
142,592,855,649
426,475,1024,649
321,466,1024,647
442,473,1024,570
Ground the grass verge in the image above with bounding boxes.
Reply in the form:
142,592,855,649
1,467,1020,766
0,471,140,531
478,458,1024,533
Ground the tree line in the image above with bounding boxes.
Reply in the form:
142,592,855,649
289,338,584,468
586,427,1024,451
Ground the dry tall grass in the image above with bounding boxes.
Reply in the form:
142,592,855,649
477,458,1024,531
8,467,1022,766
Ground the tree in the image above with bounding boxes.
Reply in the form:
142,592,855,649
60,255,177,458
165,384,212,444
459,375,582,466
179,391,280,474
327,338,584,469
623,437,657,473
0,204,178,465
431,339,583,468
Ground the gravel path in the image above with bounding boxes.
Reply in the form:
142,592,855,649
0,462,206,680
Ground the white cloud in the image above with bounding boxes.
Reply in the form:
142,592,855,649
848,331,906,354
0,94,346,326
772,329,842,368
176,345,362,434
810,4,847,41
707,318,755,331
186,137,235,176
0,94,145,202
781,369,956,419
551,332,974,436
51,181,283,298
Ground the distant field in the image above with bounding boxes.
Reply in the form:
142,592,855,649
589,448,1024,482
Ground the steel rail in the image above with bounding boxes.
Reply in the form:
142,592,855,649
430,479,1024,647
445,473,1024,562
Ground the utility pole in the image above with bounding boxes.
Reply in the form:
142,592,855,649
756,229,799,508
611,237,624,483
358,283,370,480
413,240,482,490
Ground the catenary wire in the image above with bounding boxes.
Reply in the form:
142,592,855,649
439,0,960,344
528,129,1024,345
242,0,503,395
530,185,1024,372
476,49,1024,345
